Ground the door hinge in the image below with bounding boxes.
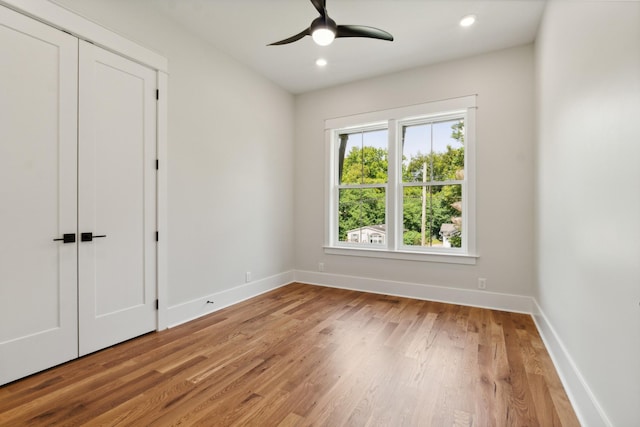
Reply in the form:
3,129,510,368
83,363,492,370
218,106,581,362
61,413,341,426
155,299,159,310
155,231,159,242
155,159,159,170
156,89,159,100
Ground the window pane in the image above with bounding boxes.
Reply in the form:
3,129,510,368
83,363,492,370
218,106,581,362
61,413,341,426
402,185,462,248
338,188,386,244
338,129,388,185
402,119,464,183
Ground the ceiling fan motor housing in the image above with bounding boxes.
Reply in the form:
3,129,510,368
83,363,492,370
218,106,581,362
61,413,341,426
311,15,337,34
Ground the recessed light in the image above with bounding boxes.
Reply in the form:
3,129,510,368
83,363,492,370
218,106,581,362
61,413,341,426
460,14,476,27
316,58,328,67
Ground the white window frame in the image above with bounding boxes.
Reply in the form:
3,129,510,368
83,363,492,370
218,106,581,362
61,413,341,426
324,96,478,265
332,122,389,250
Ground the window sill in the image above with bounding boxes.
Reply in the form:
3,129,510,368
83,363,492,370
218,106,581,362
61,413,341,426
323,246,478,265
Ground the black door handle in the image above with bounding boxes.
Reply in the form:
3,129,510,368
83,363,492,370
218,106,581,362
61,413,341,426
53,233,76,243
81,232,107,242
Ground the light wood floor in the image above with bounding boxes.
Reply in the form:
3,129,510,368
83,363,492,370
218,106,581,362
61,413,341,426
0,283,580,426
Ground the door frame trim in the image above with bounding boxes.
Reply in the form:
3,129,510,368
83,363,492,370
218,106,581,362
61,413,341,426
156,71,168,330
0,0,167,72
0,0,169,330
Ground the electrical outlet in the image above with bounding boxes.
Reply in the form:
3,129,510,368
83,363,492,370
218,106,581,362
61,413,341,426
245,271,252,282
478,278,487,290
318,262,325,272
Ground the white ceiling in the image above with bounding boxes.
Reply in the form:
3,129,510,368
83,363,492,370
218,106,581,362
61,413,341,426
150,0,546,94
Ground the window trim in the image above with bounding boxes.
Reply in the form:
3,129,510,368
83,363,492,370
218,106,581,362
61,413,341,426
325,95,477,264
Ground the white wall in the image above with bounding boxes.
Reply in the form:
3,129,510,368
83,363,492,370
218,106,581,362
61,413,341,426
295,45,536,298
536,2,640,426
52,0,296,308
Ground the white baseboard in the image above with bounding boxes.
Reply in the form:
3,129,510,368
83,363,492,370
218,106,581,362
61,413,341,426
166,270,295,328
294,270,535,314
532,302,613,427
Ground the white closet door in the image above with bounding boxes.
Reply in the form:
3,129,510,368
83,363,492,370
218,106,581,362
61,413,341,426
0,6,79,385
78,41,157,356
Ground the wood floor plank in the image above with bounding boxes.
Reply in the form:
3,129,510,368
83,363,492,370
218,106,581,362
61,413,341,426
0,282,580,426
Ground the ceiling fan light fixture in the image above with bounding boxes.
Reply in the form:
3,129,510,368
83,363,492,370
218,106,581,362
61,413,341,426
312,27,336,46
310,16,338,46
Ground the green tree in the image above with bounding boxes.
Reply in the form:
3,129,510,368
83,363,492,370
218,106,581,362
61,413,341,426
451,119,465,144
403,230,421,245
402,185,450,245
340,146,387,184
338,146,387,240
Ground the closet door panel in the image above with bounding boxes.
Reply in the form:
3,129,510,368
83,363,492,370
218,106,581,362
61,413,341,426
78,41,157,356
0,6,78,385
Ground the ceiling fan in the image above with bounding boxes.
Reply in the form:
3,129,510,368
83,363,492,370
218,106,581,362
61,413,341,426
268,0,394,47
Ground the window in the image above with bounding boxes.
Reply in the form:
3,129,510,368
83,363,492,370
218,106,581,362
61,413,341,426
325,96,477,264
336,127,387,246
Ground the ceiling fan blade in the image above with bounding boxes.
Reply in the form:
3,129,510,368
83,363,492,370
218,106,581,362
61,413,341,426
268,28,311,46
336,25,394,42
310,0,327,17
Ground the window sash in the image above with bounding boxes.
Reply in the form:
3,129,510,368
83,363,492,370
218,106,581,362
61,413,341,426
338,183,388,189
397,113,467,253
401,180,464,188
399,183,467,253
334,183,388,249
